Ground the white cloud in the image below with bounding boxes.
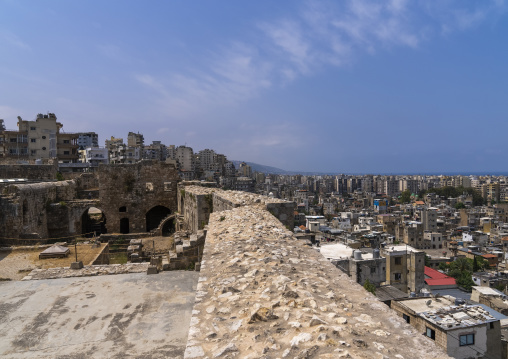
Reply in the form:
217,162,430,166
0,31,30,50
134,0,504,121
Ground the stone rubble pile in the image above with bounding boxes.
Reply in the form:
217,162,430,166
184,206,449,359
22,263,150,281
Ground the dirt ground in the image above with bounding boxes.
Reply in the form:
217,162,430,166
0,243,106,281
142,236,174,253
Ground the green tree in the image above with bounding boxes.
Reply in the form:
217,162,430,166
56,172,64,181
455,202,466,209
399,189,411,204
473,256,479,272
363,279,376,295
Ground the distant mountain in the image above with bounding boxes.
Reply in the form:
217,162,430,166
231,160,291,174
231,160,337,175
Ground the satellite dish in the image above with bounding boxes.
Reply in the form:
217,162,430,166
426,300,432,306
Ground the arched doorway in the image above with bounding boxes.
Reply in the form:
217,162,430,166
146,205,171,232
81,207,107,237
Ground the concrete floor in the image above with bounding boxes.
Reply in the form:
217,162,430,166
0,271,199,358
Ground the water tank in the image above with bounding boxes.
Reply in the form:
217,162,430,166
373,249,380,259
353,250,363,260
410,292,416,298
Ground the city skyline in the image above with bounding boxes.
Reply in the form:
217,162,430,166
1,0,507,173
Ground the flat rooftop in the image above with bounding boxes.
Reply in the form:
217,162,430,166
0,271,199,358
319,243,375,260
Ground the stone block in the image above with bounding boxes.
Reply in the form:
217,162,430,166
146,266,158,275
70,261,83,269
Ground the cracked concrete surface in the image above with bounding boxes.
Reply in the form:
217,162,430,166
0,271,199,358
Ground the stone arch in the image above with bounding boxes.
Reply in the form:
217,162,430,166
81,207,107,237
159,214,176,236
146,205,171,232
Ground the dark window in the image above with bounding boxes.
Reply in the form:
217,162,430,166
42,147,46,150
30,138,36,143
42,136,46,139
459,334,474,346
490,322,495,329
394,273,401,280
395,257,402,265
63,151,70,155
119,206,127,213
30,127,36,130
63,139,70,144
403,314,410,324
10,138,16,142
370,267,376,274
426,327,435,340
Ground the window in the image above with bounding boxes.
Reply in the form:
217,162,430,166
403,314,410,324
395,257,402,265
42,136,46,139
459,334,474,346
63,139,69,144
426,327,435,340
370,267,376,274
10,138,17,143
394,273,401,280
31,150,36,155
64,151,70,155
30,138,36,143
119,206,127,213
30,127,36,130
42,147,46,150
489,322,494,330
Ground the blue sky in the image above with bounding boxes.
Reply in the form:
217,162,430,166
1,0,507,173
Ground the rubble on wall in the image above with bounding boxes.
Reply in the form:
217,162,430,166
179,185,295,231
184,206,450,359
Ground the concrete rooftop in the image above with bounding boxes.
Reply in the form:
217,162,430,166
0,271,199,358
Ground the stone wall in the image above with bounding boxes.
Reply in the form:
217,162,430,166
0,163,57,180
0,180,78,244
178,184,295,230
184,206,450,358
98,161,180,234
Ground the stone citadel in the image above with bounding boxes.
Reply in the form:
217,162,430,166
0,160,452,358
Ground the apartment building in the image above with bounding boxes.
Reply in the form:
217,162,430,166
0,113,79,163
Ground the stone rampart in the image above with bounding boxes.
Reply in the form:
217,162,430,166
184,205,450,359
178,185,295,230
0,163,57,180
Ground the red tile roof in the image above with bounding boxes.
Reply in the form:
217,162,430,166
424,266,456,287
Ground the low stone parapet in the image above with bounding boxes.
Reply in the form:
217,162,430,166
22,263,150,281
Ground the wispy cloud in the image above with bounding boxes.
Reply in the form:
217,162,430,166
0,31,30,50
135,0,504,120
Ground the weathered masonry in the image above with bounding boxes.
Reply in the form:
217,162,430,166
178,184,295,233
0,161,179,244
98,161,179,234
181,188,450,358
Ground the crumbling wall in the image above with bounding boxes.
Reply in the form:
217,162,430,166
0,181,78,244
98,161,179,234
179,184,295,230
184,206,450,359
